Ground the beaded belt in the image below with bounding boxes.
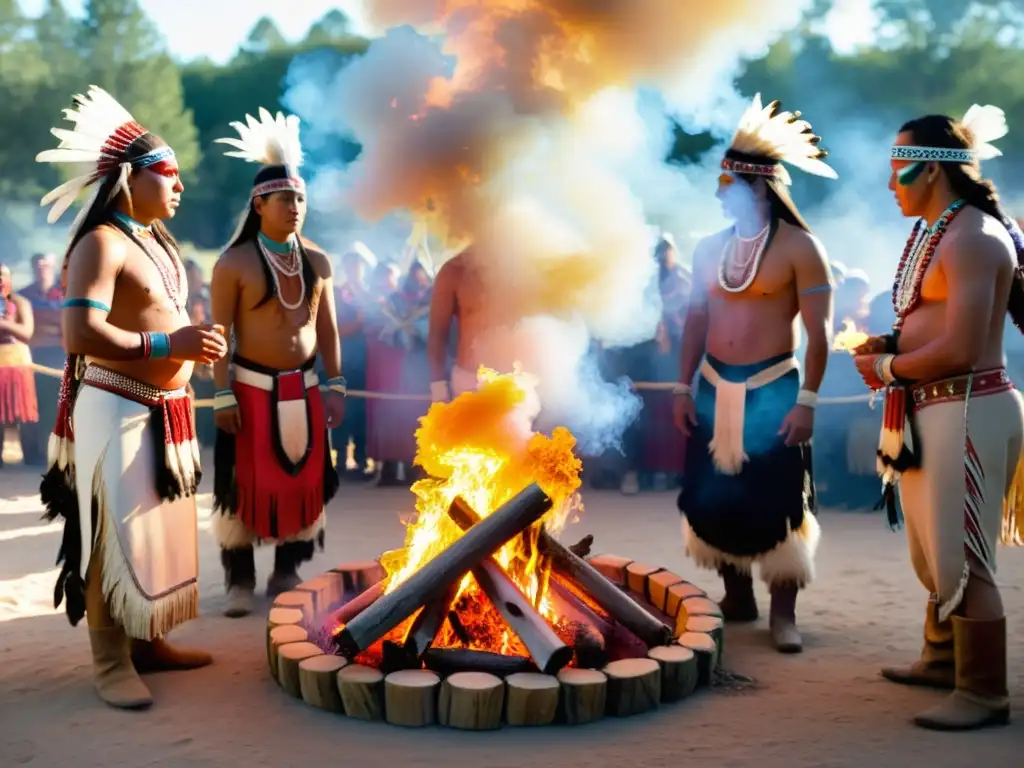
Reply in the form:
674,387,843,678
910,367,1013,411
82,365,188,406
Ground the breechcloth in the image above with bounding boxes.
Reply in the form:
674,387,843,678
212,354,337,550
0,342,38,426
677,352,821,586
46,364,201,639
894,368,1024,622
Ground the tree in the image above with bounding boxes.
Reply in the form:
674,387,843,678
305,10,352,46
241,16,287,55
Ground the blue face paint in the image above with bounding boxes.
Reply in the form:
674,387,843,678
897,161,925,186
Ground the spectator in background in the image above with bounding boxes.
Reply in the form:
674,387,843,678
183,259,215,447
333,243,374,480
364,259,403,480
0,262,38,466
369,256,434,486
17,253,62,465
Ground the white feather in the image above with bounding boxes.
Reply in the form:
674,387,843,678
728,93,837,184
214,108,304,168
961,104,1008,161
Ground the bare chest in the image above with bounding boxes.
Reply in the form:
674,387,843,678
710,241,794,302
239,263,321,329
116,245,188,313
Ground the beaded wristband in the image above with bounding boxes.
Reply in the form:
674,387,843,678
323,375,347,396
874,354,897,386
213,389,238,411
140,331,171,360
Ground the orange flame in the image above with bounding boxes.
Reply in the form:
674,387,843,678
378,365,583,655
832,318,868,353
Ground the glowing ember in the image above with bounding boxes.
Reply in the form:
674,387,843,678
832,318,868,353
376,366,583,658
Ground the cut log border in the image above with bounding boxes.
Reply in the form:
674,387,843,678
266,555,721,729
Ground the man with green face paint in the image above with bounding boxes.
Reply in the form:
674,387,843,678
853,106,1024,731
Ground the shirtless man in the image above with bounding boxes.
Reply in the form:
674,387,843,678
672,94,836,653
853,107,1023,731
35,87,226,708
210,108,345,617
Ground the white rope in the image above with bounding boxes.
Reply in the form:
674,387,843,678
29,362,874,407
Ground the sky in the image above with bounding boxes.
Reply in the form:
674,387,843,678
17,0,879,64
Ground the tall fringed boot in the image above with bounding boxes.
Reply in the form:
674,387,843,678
913,616,1011,731
719,564,758,622
84,559,152,709
222,546,256,618
881,599,954,689
769,582,802,653
267,541,314,598
131,637,213,675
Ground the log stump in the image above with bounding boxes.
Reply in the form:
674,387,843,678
557,668,607,725
505,672,559,726
680,596,723,619
298,654,348,713
625,562,662,595
331,560,387,594
677,632,718,686
438,671,504,730
272,590,315,622
277,641,323,697
648,645,698,702
337,664,385,721
268,625,308,677
295,574,343,615
665,582,705,618
267,607,304,630
646,571,684,613
686,615,725,658
385,669,441,728
603,658,661,717
586,554,633,585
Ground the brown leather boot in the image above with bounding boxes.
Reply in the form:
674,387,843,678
84,561,152,709
913,616,1011,731
769,582,802,653
881,600,954,689
719,565,759,623
131,637,213,674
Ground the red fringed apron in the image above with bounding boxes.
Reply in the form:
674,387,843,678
215,356,332,545
0,298,38,426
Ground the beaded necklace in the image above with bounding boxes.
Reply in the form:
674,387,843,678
890,199,966,331
256,232,304,311
112,212,187,314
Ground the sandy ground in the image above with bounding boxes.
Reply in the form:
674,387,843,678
1,447,1023,768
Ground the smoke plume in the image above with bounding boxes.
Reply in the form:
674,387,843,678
286,0,811,453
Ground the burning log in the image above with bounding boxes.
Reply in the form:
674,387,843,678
324,580,386,630
439,671,504,730
335,483,552,658
423,648,533,677
505,672,559,726
385,669,441,727
299,655,347,713
447,499,672,649
403,582,459,658
545,576,610,669
471,557,573,674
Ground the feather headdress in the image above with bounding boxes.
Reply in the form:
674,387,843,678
214,108,305,198
35,86,173,224
722,93,838,186
891,104,1008,163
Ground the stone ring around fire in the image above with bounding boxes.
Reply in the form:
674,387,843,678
265,552,724,730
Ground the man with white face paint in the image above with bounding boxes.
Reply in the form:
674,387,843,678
673,94,837,653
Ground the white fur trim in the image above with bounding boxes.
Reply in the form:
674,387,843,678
681,513,821,587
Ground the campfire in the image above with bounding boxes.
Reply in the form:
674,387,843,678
265,368,724,728
832,318,869,353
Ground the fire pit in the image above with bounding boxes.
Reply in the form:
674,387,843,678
264,369,722,729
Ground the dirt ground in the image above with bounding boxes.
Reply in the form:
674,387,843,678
1,452,1022,768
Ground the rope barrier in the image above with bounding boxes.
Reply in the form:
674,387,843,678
28,362,874,407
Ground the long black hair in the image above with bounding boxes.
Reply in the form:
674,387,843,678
900,114,1024,333
724,148,814,234
227,164,315,310
62,133,180,269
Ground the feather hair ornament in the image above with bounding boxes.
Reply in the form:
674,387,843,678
215,108,306,199
722,93,838,186
35,86,167,224
891,104,1008,163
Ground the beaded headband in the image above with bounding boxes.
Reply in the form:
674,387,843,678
891,104,1008,165
251,175,305,199
891,146,975,163
720,157,781,178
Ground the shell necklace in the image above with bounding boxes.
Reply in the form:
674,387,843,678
257,232,305,311
113,212,187,314
718,222,771,293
